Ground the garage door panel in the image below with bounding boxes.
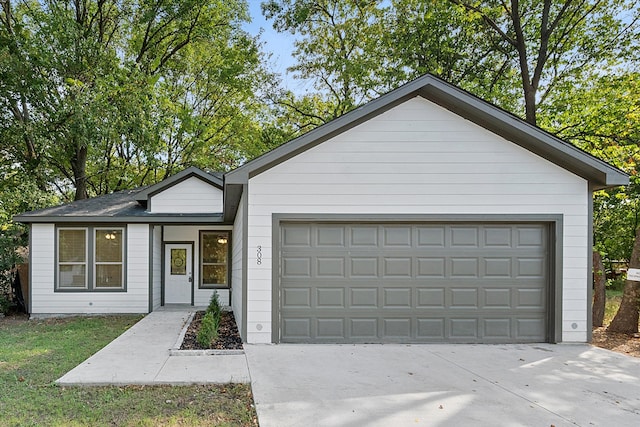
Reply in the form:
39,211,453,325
351,288,378,307
383,226,412,247
484,258,512,277
417,257,446,277
316,288,345,308
517,258,545,277
383,257,412,277
316,257,345,277
516,318,546,339
483,318,512,339
484,227,513,247
517,227,545,247
316,226,345,247
350,318,378,339
450,258,479,277
282,257,311,277
383,288,412,308
417,288,445,308
483,288,512,308
417,226,446,247
351,226,378,246
279,223,548,343
516,288,545,308
383,318,412,338
450,318,478,338
317,318,344,338
450,288,478,308
282,225,312,247
450,227,479,247
282,318,311,339
417,318,445,339
282,288,311,309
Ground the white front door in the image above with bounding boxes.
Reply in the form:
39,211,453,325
165,243,193,304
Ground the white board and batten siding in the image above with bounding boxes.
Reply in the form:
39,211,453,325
245,96,589,343
150,176,223,213
30,224,150,315
231,192,245,337
162,225,231,306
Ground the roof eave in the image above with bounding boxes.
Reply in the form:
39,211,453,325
13,213,226,224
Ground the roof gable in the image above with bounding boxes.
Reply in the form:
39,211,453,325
14,167,226,224
225,74,627,189
136,166,223,203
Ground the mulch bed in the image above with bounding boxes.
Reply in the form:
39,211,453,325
592,326,640,358
180,310,243,350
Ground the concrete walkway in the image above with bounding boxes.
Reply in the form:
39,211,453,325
57,307,250,386
245,343,640,427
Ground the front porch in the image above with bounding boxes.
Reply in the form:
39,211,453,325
151,225,233,309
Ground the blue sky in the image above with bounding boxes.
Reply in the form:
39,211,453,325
243,1,312,94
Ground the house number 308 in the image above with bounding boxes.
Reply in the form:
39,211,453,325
256,246,262,265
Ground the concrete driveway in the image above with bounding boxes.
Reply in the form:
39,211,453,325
245,343,640,427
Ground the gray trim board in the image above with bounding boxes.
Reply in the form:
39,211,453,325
271,213,564,344
551,219,563,343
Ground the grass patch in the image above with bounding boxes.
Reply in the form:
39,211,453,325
0,315,257,426
604,289,623,326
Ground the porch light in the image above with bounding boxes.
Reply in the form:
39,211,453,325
217,237,228,244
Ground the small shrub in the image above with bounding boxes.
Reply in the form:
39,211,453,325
197,311,219,348
0,292,11,315
207,292,222,322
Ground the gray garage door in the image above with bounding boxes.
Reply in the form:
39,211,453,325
278,222,549,343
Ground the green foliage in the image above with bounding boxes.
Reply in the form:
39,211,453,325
544,73,640,269
0,315,256,425
0,0,274,202
0,177,59,276
198,292,223,348
0,292,10,314
197,311,220,348
607,277,627,293
207,292,222,320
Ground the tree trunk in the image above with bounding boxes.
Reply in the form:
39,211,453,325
608,227,640,333
72,144,88,200
592,250,606,327
523,85,537,125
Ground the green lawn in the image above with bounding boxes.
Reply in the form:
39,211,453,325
0,315,257,427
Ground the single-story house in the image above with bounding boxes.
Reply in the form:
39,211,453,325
15,74,628,344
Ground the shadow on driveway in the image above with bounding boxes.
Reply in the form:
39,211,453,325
245,343,640,427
